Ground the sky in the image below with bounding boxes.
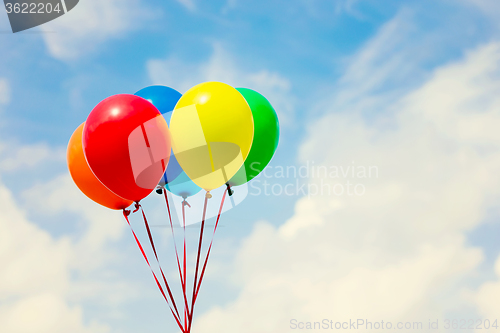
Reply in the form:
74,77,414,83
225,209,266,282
1,0,500,332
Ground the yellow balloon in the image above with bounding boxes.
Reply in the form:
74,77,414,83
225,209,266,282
170,82,254,191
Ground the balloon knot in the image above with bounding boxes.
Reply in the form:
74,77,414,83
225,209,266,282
206,191,212,199
123,209,131,217
226,183,234,196
156,187,163,195
183,200,191,208
133,202,141,213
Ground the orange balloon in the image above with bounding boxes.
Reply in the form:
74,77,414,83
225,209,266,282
67,123,133,210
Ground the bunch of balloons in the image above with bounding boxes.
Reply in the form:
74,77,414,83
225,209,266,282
66,82,279,333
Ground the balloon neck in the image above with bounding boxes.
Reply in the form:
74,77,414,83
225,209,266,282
226,183,234,196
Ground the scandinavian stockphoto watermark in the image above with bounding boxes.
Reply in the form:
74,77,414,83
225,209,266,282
3,0,79,33
249,161,379,197
290,318,500,330
291,319,424,330
161,161,379,226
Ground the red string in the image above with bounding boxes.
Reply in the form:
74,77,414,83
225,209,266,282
163,190,191,329
187,194,209,332
122,209,184,332
163,190,184,286
184,309,188,333
194,188,228,300
182,199,189,332
136,203,181,322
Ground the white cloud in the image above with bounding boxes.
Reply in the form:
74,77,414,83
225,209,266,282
461,0,500,15
475,255,500,321
147,43,295,125
175,0,196,11
0,178,111,332
0,293,109,333
0,180,72,299
0,78,10,105
41,0,152,60
191,21,500,333
222,0,237,13
0,142,65,172
317,10,425,115
22,174,127,272
0,140,136,331
333,0,364,19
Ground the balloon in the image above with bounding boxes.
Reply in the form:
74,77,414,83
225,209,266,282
165,171,202,199
228,88,280,186
83,94,171,202
170,82,254,191
158,154,183,186
67,123,133,210
135,85,182,124
135,85,183,184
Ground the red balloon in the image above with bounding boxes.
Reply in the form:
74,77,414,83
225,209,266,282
68,123,133,210
83,94,171,202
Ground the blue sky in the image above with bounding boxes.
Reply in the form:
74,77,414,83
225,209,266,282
0,0,487,143
2,0,500,332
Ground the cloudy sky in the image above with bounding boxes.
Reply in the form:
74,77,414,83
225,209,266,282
1,0,500,332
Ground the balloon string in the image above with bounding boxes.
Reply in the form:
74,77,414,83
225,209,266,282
162,190,190,327
194,188,228,301
163,190,184,286
136,203,182,322
184,308,188,333
122,209,184,332
187,194,209,332
182,199,189,332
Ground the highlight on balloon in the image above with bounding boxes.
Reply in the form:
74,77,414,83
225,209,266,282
66,82,280,333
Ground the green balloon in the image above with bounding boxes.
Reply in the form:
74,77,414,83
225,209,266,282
229,88,280,186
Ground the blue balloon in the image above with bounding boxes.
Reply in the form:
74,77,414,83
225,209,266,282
135,85,182,125
135,85,184,184
159,153,183,186
165,171,202,199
